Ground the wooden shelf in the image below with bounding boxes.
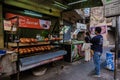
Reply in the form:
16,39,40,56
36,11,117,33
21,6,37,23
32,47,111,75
8,39,62,48
19,48,60,58
8,42,50,48
38,39,62,42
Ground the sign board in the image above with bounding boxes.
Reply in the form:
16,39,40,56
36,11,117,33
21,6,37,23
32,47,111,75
4,17,18,32
73,29,80,35
83,8,90,17
103,0,120,17
4,20,12,31
102,0,118,5
76,23,87,30
90,25,107,35
5,13,51,30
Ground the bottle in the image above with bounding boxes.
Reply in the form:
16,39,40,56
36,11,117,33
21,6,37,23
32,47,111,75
36,34,40,41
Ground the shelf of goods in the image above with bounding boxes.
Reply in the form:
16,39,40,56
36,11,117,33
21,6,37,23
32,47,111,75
9,39,67,71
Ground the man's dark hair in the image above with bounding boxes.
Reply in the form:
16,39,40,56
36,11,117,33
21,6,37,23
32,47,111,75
95,27,101,33
86,32,90,36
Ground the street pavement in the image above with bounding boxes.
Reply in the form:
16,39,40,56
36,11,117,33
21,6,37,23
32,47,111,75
19,46,119,80
2,46,120,80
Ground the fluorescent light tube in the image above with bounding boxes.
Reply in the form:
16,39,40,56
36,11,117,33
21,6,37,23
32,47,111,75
24,10,42,17
53,4,67,9
68,0,87,5
54,1,68,8
53,1,68,9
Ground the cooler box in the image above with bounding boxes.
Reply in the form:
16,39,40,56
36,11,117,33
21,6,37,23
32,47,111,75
106,51,114,70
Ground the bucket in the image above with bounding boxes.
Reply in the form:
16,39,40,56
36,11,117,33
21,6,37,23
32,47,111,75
106,51,114,70
0,50,6,55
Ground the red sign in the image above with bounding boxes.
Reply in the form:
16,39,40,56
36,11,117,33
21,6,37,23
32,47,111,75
5,13,51,29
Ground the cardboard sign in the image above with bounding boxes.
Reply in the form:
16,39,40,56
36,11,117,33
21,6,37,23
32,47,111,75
4,20,12,31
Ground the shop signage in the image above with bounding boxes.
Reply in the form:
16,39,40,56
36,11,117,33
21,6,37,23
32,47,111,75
102,0,118,4
76,23,87,30
71,44,82,62
5,13,51,29
83,8,90,17
90,25,107,35
103,0,120,17
73,29,80,35
3,20,12,31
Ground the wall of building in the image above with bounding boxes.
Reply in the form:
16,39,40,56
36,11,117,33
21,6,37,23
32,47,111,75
107,30,115,45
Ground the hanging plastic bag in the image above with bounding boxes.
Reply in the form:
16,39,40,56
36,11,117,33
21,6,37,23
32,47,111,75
81,43,86,51
81,43,91,51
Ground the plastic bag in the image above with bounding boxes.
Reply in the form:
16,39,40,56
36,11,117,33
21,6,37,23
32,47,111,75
81,43,90,51
81,43,86,51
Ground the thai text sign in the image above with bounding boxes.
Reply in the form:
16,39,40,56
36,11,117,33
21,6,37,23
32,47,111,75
103,0,120,17
5,13,51,29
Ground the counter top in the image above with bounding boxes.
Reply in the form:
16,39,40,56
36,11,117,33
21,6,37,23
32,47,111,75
61,40,84,45
72,40,84,44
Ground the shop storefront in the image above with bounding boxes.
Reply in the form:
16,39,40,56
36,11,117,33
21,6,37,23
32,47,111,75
0,0,92,78
0,3,67,77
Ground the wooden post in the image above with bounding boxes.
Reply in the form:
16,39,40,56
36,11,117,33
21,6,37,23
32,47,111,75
114,16,119,80
0,3,4,49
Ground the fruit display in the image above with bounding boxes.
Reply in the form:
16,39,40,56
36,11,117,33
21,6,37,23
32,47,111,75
14,45,55,54
20,38,37,43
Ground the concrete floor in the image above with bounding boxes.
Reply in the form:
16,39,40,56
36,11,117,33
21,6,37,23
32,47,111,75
2,46,120,80
19,60,115,80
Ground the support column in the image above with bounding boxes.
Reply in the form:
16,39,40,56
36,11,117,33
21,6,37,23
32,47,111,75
0,3,4,48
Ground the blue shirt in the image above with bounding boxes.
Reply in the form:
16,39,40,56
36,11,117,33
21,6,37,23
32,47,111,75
91,35,103,53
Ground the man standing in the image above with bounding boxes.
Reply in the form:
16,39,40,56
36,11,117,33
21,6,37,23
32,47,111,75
91,27,103,77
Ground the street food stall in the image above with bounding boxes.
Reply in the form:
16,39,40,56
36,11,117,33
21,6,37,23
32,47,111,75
0,9,67,78
60,23,86,62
